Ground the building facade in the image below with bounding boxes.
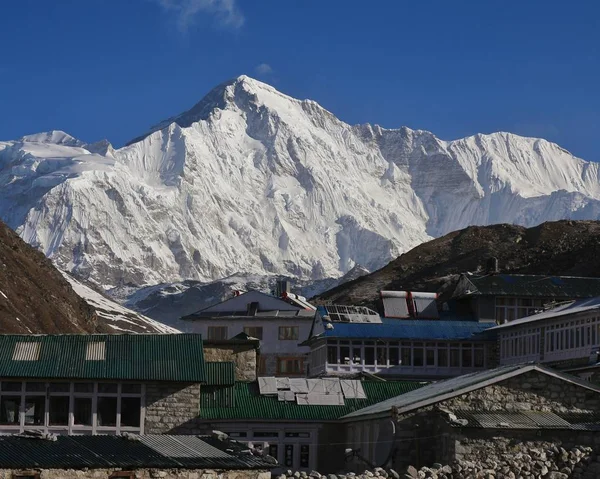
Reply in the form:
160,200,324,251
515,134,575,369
197,376,424,472
181,291,316,376
490,297,600,373
341,364,600,470
304,305,494,380
0,334,207,436
452,273,600,324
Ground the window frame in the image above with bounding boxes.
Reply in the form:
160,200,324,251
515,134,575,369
278,326,299,341
207,326,228,340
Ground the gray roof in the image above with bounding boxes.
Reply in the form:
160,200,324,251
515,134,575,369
341,363,600,421
0,434,274,469
452,410,600,431
490,296,600,331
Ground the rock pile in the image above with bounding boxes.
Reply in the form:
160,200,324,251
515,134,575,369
272,444,598,479
399,443,597,479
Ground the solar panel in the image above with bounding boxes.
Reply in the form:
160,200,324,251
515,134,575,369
341,379,366,399
276,377,290,390
412,292,439,319
322,377,342,394
296,394,309,405
258,377,277,395
290,378,309,393
307,379,326,394
277,391,296,402
306,394,344,405
381,291,410,318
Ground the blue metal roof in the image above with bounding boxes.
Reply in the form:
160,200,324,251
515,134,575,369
318,319,492,341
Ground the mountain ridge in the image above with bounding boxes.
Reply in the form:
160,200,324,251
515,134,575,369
1,76,600,292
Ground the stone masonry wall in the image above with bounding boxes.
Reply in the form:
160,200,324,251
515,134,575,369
0,468,271,479
204,345,257,381
391,370,600,469
440,370,600,413
145,382,202,434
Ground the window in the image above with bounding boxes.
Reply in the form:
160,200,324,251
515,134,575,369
340,346,350,364
269,444,279,460
121,397,141,427
364,346,375,365
462,346,472,367
401,345,411,366
495,297,545,324
327,346,338,364
438,348,448,367
49,396,69,425
74,397,92,426
413,343,423,367
97,397,117,427
277,357,303,375
426,348,435,366
376,344,387,366
208,326,228,340
389,346,399,366
24,396,45,425
284,444,294,467
300,444,310,468
0,397,20,425
243,326,263,340
279,326,299,340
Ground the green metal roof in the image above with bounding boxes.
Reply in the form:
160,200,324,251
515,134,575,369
205,362,235,386
200,380,425,421
0,334,205,382
457,274,600,298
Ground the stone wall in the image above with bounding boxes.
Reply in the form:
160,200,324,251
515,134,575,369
145,382,202,434
439,370,600,413
390,369,600,469
204,344,257,381
0,468,271,479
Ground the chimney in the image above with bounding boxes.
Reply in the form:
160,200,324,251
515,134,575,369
275,279,291,297
486,257,499,274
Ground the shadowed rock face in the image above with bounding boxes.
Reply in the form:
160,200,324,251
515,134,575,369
0,220,98,333
313,220,600,308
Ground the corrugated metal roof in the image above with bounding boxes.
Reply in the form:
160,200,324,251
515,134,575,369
0,334,205,382
0,435,274,469
200,380,425,421
316,319,492,340
205,362,235,386
341,363,600,420
461,274,600,298
452,410,600,431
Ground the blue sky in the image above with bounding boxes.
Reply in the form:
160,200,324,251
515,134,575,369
0,0,598,160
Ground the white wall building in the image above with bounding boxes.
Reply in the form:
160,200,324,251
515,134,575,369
491,297,600,372
181,291,315,376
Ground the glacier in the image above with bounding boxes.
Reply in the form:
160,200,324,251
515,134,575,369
1,75,600,291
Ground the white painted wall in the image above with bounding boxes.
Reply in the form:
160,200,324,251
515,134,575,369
186,318,314,356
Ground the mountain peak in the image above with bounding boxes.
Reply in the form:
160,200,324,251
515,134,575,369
126,76,303,145
20,130,84,147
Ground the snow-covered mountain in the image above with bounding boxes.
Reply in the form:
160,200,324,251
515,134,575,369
2,75,600,291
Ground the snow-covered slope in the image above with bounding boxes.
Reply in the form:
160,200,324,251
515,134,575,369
2,76,600,290
110,265,370,328
62,273,180,333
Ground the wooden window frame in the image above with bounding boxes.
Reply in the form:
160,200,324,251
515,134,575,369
207,326,228,340
277,357,304,375
278,326,299,341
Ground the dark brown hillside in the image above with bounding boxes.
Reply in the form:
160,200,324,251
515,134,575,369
0,221,104,333
314,220,600,307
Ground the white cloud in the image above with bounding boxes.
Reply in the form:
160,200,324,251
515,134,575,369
156,0,244,32
255,63,273,75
